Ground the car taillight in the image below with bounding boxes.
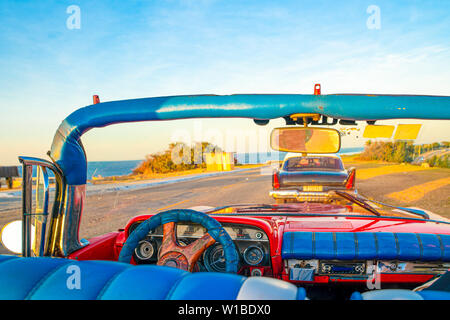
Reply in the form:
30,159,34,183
273,172,280,189
345,170,355,189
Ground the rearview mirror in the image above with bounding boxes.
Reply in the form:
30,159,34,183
270,127,341,153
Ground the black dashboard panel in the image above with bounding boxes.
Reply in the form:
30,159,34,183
128,222,271,273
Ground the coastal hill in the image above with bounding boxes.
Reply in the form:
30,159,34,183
359,141,449,168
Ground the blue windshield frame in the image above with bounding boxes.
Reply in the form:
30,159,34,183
48,93,450,185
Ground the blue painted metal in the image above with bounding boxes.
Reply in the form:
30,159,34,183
48,93,450,185
281,232,450,261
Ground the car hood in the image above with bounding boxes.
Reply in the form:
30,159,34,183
208,204,450,234
281,216,450,234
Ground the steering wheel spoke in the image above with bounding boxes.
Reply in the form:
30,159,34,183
157,222,216,272
158,222,178,258
184,233,216,270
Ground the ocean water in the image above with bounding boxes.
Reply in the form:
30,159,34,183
16,159,142,180
87,160,142,179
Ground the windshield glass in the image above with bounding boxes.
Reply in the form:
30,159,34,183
284,157,344,171
1,117,449,246
70,117,449,238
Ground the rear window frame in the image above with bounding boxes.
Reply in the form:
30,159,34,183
282,156,344,172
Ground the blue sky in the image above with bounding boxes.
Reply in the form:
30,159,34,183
0,0,449,164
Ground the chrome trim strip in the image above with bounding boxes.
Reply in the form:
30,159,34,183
21,164,33,257
269,190,330,199
60,184,88,256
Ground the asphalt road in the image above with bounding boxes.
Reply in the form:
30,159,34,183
0,167,274,254
79,167,274,239
412,148,450,164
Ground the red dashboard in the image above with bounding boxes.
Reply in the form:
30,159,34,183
69,212,450,288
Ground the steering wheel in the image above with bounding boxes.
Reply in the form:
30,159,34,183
118,209,239,273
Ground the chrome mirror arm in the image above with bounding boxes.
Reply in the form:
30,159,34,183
18,156,66,257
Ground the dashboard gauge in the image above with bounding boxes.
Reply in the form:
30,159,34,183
135,239,155,260
203,244,227,272
251,268,263,276
243,246,264,266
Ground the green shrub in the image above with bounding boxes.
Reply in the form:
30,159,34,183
132,142,223,175
359,140,448,165
427,154,450,168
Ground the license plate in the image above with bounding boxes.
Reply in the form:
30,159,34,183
303,185,323,192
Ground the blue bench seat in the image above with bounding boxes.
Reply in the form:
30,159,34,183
282,232,450,261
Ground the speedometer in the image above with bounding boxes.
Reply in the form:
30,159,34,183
203,244,227,272
243,246,264,266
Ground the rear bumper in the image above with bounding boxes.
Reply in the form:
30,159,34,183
270,190,331,202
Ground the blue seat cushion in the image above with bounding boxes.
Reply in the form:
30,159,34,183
0,255,303,300
417,290,450,300
30,260,131,300
98,265,187,300
282,232,450,261
351,289,450,300
0,256,73,299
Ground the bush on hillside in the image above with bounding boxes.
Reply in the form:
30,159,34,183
132,142,223,175
359,140,449,165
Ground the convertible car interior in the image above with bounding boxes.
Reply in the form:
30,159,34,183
1,91,449,300
0,254,304,300
42,209,450,300
0,254,448,300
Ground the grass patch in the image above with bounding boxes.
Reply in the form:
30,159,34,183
356,164,438,180
387,177,450,203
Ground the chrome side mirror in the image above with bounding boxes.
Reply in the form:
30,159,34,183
0,221,37,254
1,221,24,254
